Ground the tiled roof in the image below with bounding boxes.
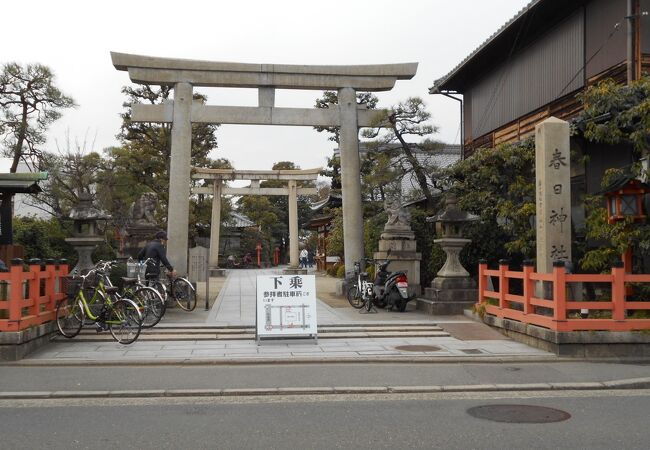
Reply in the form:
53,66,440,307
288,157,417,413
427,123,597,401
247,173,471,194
0,172,49,194
311,193,342,212
223,212,256,228
399,145,461,197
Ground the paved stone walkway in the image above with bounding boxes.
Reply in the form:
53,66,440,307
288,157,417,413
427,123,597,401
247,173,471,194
24,268,554,363
206,267,445,326
27,334,552,363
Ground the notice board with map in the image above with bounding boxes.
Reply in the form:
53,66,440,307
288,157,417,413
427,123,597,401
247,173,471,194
255,274,317,343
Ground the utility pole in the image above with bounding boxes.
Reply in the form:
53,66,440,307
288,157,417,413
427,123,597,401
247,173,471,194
627,0,642,84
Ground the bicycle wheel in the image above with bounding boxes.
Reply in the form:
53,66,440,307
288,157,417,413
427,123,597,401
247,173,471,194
347,285,364,309
364,285,375,313
149,280,168,303
134,287,166,328
56,296,84,338
107,298,142,344
173,278,197,311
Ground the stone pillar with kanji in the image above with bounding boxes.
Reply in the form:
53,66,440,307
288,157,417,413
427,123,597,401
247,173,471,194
535,117,572,273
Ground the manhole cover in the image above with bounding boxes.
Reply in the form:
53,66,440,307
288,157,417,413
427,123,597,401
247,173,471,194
467,405,571,423
460,349,483,354
395,345,441,352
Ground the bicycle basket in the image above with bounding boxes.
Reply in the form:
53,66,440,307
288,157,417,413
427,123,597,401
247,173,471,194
126,260,147,279
64,276,82,298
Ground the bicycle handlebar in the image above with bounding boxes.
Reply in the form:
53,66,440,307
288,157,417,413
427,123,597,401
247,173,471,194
354,257,376,264
75,267,103,288
95,260,118,270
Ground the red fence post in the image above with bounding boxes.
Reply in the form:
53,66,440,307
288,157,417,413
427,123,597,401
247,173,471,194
522,259,534,315
58,259,69,279
611,261,626,321
498,259,509,309
27,258,42,319
552,260,567,322
477,259,487,305
58,259,69,305
44,259,57,319
8,258,24,330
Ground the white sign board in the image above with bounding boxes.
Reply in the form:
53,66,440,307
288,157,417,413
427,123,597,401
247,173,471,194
256,274,317,341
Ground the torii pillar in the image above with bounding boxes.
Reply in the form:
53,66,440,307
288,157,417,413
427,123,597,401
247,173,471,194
287,179,300,268
338,87,364,278
168,82,193,273
209,180,223,274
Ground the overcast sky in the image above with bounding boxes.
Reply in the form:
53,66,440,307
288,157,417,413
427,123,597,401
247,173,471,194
2,0,530,172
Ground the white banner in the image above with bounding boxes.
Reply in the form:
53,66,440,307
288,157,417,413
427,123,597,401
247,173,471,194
256,274,317,340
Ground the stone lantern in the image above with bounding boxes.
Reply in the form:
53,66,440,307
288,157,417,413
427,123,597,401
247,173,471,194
418,194,478,315
430,194,478,278
65,193,111,274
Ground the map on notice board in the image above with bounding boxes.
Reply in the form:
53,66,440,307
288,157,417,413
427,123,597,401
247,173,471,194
256,274,317,340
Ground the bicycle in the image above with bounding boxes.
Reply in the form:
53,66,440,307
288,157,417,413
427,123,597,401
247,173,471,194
347,258,376,312
141,259,197,312
98,260,166,328
56,268,143,344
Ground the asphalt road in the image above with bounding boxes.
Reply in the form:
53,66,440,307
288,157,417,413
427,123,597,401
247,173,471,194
1,389,649,449
1,361,649,392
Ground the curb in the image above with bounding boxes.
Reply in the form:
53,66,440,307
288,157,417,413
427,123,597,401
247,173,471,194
1,377,649,400
3,355,570,367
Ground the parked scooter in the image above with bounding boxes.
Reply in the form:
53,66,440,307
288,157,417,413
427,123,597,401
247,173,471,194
371,260,412,312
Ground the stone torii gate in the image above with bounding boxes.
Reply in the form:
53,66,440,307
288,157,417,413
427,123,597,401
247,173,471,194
192,167,319,272
112,52,417,275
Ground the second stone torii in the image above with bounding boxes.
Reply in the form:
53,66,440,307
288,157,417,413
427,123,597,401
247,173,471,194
192,167,320,273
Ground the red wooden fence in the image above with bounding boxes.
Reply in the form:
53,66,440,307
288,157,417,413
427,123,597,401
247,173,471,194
477,260,650,332
0,259,69,332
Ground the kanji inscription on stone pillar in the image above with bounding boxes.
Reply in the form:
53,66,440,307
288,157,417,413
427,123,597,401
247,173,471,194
535,117,572,274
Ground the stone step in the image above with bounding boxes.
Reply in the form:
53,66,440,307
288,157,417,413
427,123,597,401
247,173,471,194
153,322,441,330
143,325,444,334
62,324,449,342
60,330,451,342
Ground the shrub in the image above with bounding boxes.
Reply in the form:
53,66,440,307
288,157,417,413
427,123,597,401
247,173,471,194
442,140,536,273
13,216,76,261
325,208,344,259
365,263,376,281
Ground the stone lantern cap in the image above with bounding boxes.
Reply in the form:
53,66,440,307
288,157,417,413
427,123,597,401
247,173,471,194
426,194,478,224
68,193,111,221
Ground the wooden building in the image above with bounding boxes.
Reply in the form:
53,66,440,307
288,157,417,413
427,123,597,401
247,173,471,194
219,212,257,260
431,0,649,232
0,172,49,262
431,0,649,154
307,194,342,271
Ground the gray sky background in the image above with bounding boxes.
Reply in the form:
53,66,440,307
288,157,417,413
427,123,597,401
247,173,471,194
2,0,530,172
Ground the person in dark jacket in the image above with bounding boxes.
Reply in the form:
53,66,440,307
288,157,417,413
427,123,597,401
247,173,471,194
138,231,177,278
